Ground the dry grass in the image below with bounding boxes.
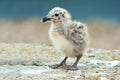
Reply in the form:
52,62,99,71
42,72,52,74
0,18,120,49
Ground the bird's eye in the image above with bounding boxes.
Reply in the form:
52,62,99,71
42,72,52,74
55,14,59,17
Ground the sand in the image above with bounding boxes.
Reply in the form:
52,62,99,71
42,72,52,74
0,43,119,80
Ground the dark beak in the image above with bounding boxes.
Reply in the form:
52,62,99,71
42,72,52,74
42,17,51,22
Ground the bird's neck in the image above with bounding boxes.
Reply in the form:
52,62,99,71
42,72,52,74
53,19,71,27
50,19,71,35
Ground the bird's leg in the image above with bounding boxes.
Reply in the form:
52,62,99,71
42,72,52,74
49,57,68,69
65,54,83,71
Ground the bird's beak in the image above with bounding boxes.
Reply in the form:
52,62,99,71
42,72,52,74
42,17,51,22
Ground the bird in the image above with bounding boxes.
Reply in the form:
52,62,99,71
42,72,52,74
41,7,89,70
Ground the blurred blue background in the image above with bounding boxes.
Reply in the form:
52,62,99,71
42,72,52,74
0,0,120,49
0,0,120,21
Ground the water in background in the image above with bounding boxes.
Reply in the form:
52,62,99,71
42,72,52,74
0,0,120,21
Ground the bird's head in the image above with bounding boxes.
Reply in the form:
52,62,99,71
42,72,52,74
42,7,71,23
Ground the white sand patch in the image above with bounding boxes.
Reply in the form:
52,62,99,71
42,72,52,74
105,61,120,68
0,65,51,74
89,60,120,68
89,60,103,64
78,63,86,67
19,69,50,74
86,72,109,76
100,77,108,80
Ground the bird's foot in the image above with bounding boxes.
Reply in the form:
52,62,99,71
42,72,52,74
64,65,79,71
49,64,66,69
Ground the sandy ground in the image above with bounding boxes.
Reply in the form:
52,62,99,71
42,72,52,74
0,43,120,80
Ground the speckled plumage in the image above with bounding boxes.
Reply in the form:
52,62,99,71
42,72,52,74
42,7,89,70
49,16,88,58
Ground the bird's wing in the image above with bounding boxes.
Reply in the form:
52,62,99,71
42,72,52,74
67,21,88,47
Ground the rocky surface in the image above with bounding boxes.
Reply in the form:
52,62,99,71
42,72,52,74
0,43,120,80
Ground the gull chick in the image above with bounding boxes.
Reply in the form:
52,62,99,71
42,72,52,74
42,7,89,70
